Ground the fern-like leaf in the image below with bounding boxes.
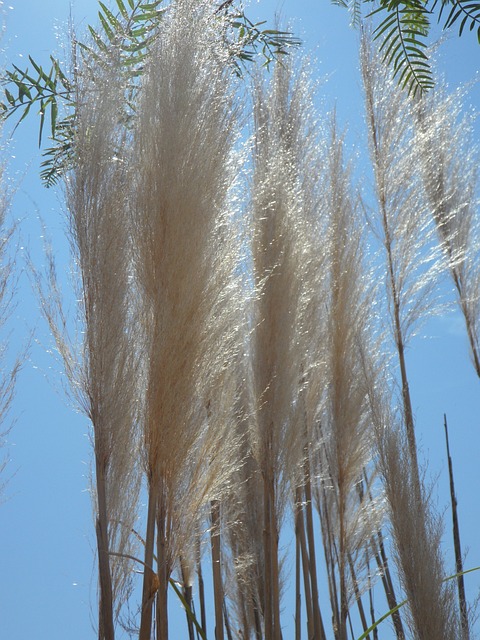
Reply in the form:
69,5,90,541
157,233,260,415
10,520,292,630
438,0,480,42
370,0,434,95
0,55,72,143
39,115,75,188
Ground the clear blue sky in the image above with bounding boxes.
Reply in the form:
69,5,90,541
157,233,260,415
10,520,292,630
1,1,480,639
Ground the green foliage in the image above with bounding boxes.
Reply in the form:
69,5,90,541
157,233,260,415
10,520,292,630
335,0,480,96
2,55,72,146
370,0,434,96
227,11,301,72
39,115,75,188
331,0,364,29
0,0,300,187
437,0,480,43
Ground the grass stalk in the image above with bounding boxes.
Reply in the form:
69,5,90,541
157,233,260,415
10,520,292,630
95,459,115,640
348,554,369,638
139,481,157,640
444,414,470,639
367,565,378,640
196,541,207,634
360,31,434,495
181,558,195,640
362,60,420,486
56,53,141,639
211,499,225,640
223,599,234,640
359,472,405,640
295,532,302,640
315,461,341,633
270,476,282,640
304,458,327,640
263,464,274,640
370,532,405,640
414,93,480,378
155,486,169,640
295,486,314,639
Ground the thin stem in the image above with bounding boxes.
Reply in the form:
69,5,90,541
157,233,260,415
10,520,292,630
295,486,314,640
139,478,157,640
95,458,115,640
444,414,470,639
156,480,169,640
196,542,207,634
304,456,327,640
360,472,405,640
348,554,370,639
181,558,195,640
263,455,273,640
211,499,225,640
295,532,302,640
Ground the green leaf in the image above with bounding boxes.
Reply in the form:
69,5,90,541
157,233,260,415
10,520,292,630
78,41,103,63
51,56,73,93
128,25,148,37
356,598,408,640
88,25,109,52
18,82,32,103
168,579,207,640
98,11,116,42
4,89,15,106
131,9,165,21
131,12,151,22
99,2,122,33
139,1,163,10
122,52,147,66
38,98,45,147
116,0,129,19
14,101,31,130
27,56,44,78
50,98,58,138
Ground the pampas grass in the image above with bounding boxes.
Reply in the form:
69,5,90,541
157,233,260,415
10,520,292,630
414,81,480,377
316,117,379,640
24,4,480,639
130,2,244,637
35,57,142,640
360,31,443,486
249,54,324,640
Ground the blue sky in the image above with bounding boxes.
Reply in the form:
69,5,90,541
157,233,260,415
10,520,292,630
1,1,480,639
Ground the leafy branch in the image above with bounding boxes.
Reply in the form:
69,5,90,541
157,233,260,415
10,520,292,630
437,0,480,42
336,0,480,95
227,11,301,72
1,0,300,187
370,0,434,96
2,55,73,146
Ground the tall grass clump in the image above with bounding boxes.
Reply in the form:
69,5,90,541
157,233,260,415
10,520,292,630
414,81,480,378
364,366,461,639
360,31,442,485
34,59,142,640
314,118,380,640
18,3,480,639
249,54,325,640
130,1,244,637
